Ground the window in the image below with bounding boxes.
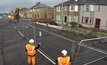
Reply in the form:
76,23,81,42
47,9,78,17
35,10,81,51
70,5,78,11
97,5,100,11
75,5,78,11
90,5,94,11
85,17,89,23
57,7,61,12
86,5,89,11
56,15,61,20
82,17,93,24
90,17,94,24
74,16,78,22
70,5,74,11
69,16,73,22
69,16,78,22
82,17,89,24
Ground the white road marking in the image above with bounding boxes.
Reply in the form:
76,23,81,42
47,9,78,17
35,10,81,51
12,24,56,65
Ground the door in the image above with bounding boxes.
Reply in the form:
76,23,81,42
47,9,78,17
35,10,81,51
64,16,67,23
95,19,100,29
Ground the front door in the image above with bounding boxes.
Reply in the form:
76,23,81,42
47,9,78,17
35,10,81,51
95,19,101,29
64,16,67,23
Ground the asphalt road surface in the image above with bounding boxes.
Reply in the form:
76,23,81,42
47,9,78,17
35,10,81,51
12,19,107,65
0,16,52,65
0,16,107,65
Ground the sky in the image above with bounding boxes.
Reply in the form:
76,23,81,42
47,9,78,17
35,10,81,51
0,0,66,13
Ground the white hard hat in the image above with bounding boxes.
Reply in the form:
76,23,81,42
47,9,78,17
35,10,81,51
29,39,34,44
61,50,67,56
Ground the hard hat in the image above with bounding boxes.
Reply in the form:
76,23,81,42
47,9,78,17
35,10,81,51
29,39,34,44
61,50,67,56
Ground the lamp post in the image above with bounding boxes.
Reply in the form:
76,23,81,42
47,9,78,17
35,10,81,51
61,0,64,30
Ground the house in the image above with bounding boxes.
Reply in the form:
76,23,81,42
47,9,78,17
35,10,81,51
78,0,107,30
27,2,54,19
54,0,80,25
20,7,29,18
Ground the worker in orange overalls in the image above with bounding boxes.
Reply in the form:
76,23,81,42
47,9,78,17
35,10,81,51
56,50,71,65
26,39,41,65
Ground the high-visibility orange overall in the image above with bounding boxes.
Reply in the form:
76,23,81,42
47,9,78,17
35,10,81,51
26,44,36,65
57,56,71,65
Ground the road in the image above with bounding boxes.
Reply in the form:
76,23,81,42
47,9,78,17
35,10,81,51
0,16,107,65
0,16,52,65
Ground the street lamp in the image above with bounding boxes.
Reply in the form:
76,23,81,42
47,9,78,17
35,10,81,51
61,0,64,30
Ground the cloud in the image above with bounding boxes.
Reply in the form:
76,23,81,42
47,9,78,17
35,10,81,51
0,0,63,13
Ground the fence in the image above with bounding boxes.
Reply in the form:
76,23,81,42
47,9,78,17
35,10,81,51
12,19,75,65
12,19,107,65
73,36,107,65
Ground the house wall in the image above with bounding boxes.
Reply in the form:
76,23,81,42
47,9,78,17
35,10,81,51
80,5,107,30
26,10,32,18
54,5,80,24
94,5,107,30
28,8,54,19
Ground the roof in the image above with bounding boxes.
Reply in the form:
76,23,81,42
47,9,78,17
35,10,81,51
20,7,29,11
30,2,53,9
77,0,107,5
54,0,107,7
54,0,78,7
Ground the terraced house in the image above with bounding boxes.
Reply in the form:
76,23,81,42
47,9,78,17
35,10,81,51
78,0,107,30
54,0,80,25
27,2,53,19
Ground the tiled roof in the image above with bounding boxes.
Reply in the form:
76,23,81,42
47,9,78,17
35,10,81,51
54,0,107,7
30,2,52,9
77,0,107,5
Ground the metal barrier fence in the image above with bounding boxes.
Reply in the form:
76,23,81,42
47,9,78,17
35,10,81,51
12,19,107,65
73,36,107,65
12,19,75,65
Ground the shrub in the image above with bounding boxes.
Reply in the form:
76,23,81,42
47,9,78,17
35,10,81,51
39,20,46,23
70,22,78,28
48,22,59,26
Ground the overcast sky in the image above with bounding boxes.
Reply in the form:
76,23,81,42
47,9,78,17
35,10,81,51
0,0,66,13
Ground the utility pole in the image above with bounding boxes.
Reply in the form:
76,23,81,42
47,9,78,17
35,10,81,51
61,0,64,30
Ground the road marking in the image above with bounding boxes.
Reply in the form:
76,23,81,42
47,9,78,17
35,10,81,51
37,49,56,65
12,24,56,65
13,22,107,65
18,31,24,37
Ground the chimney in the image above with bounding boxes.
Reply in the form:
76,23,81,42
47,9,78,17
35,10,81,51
36,2,41,6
